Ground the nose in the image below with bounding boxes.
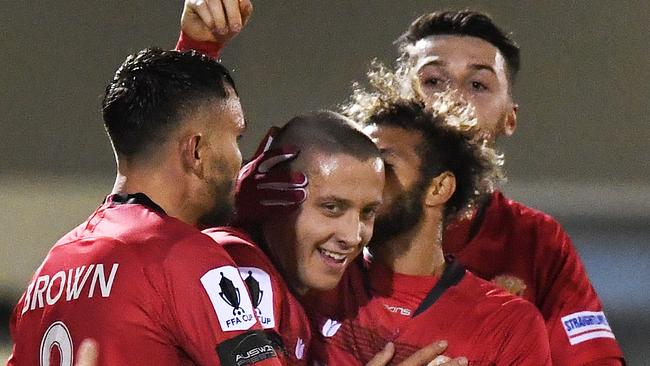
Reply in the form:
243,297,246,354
335,213,364,250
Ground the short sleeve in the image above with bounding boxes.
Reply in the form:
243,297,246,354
536,224,624,365
157,233,281,365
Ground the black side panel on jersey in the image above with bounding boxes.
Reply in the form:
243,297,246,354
412,261,466,317
217,330,277,366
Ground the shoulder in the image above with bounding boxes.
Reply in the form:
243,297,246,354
202,226,257,248
202,227,272,266
493,191,562,229
458,271,540,316
489,191,571,248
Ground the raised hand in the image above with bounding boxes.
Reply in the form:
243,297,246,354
180,0,253,44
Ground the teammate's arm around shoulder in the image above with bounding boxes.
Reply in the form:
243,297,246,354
176,0,253,57
160,232,281,365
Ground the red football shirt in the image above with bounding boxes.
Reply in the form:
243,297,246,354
443,191,625,365
203,227,312,365
8,194,281,366
174,33,623,365
306,260,551,366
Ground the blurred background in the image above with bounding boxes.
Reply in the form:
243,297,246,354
1,1,648,363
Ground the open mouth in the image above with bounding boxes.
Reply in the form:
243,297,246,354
318,248,347,265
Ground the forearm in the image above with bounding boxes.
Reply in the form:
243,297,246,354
175,30,224,58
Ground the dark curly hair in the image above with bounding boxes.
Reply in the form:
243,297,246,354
341,64,503,221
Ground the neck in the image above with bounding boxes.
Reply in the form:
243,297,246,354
373,210,446,277
111,157,200,227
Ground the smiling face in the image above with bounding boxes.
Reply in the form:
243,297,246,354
406,35,517,143
263,152,384,294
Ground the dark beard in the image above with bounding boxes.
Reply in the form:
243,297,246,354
198,177,235,229
368,180,427,257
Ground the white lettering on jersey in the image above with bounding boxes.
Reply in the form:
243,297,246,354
238,267,275,329
321,319,342,337
66,265,95,301
201,266,257,332
383,304,412,316
561,311,616,345
40,321,73,366
46,271,66,305
88,264,119,297
21,263,120,315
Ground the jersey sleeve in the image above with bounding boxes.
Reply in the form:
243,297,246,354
493,299,552,366
175,30,224,58
203,227,313,365
536,222,625,365
156,233,281,366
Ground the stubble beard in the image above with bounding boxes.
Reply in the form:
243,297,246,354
197,175,236,229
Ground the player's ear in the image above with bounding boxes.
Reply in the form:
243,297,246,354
181,133,204,177
424,172,456,207
504,103,518,137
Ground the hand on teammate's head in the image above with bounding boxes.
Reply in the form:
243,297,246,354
234,127,307,227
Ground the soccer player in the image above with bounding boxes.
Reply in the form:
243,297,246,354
8,48,282,365
176,2,467,365
204,111,383,365
205,112,467,366
395,11,624,365
303,87,551,365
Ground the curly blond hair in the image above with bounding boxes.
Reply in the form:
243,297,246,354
340,61,505,221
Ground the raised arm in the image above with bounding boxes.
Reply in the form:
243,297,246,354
176,0,253,58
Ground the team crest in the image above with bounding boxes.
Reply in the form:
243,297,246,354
491,274,527,297
201,266,257,331
239,267,275,329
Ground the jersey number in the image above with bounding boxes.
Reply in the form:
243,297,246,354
40,321,74,366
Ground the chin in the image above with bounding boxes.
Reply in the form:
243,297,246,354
301,273,338,292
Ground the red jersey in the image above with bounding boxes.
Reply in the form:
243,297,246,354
306,259,551,366
8,194,281,366
203,227,312,365
443,191,624,365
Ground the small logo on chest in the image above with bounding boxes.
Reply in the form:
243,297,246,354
321,319,342,337
383,304,412,316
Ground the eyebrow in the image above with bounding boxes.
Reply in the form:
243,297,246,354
469,63,497,76
420,60,497,76
320,196,383,208
319,196,351,206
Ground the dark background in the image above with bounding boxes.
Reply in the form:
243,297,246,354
1,1,648,363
